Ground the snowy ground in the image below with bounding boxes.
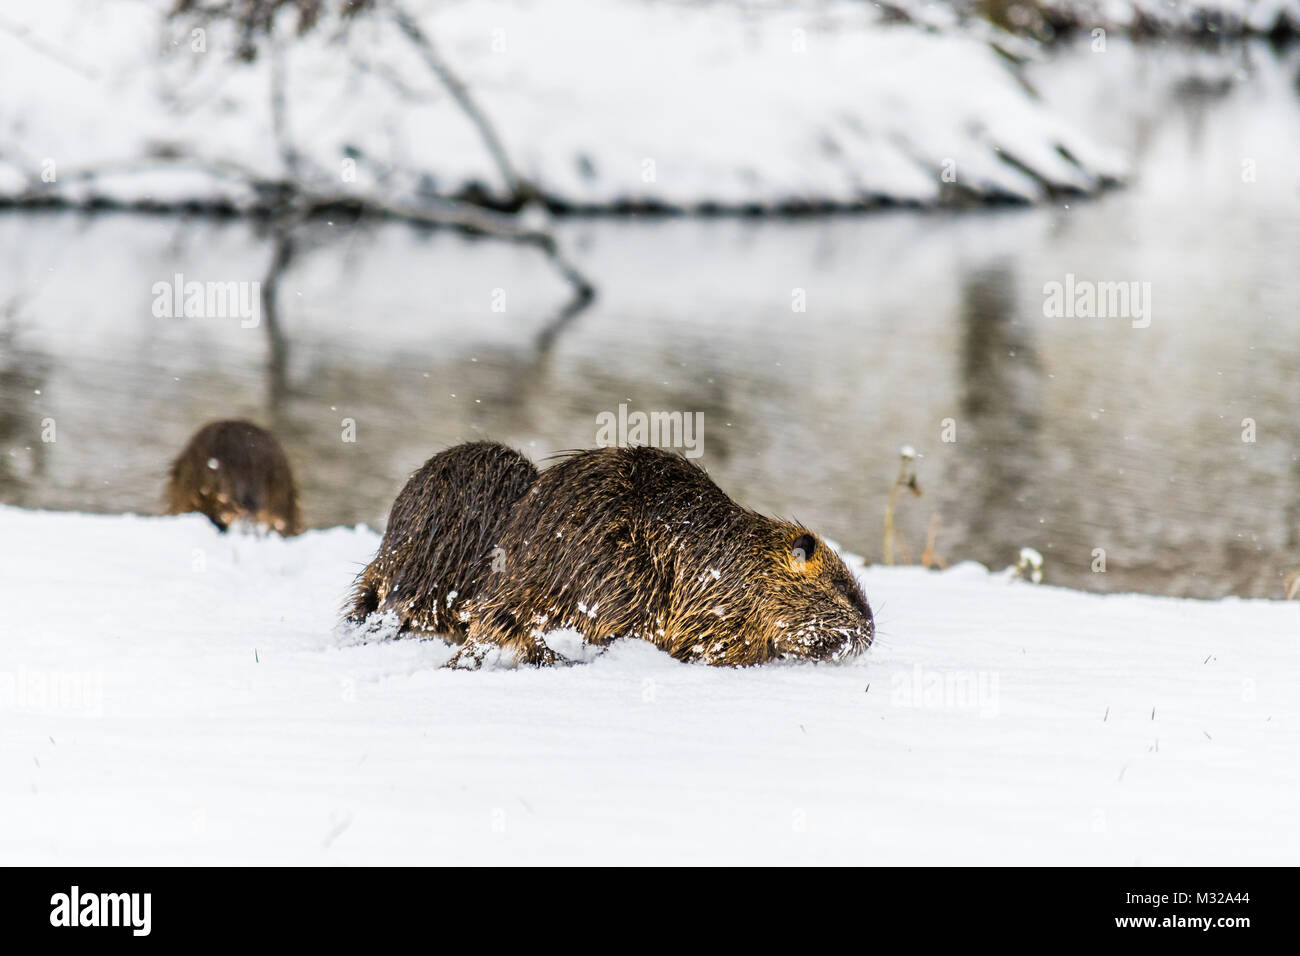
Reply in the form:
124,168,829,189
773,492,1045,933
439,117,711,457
0,0,1123,209
2,505,1296,864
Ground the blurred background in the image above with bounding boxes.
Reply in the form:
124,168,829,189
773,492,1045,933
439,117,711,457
2,1,1298,597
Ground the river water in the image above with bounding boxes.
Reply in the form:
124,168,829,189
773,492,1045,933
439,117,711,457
2,39,1298,598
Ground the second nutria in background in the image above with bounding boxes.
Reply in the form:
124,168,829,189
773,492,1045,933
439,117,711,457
347,441,539,636
166,419,302,536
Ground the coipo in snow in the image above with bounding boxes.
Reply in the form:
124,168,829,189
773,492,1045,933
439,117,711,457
446,444,875,668
49,886,151,936
348,442,873,667
165,420,302,536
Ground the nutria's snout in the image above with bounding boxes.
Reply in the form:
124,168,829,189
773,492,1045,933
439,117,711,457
844,591,875,652
839,577,874,633
843,579,876,657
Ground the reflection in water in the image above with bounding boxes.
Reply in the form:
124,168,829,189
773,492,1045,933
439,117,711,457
260,225,294,419
949,264,1044,574
252,211,599,432
3,205,1296,600
0,312,51,505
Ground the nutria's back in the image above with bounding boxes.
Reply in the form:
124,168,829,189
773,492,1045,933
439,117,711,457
166,420,301,535
348,441,539,636
454,445,874,667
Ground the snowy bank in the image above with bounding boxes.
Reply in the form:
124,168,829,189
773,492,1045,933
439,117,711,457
2,505,1296,864
0,1,1125,213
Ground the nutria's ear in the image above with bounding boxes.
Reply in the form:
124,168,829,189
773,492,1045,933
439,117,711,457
792,532,816,564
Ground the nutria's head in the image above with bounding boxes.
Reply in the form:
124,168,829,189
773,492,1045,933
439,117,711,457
755,523,874,662
670,514,874,665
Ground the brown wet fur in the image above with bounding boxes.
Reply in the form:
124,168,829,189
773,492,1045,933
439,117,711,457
166,420,301,535
357,442,873,668
347,441,539,637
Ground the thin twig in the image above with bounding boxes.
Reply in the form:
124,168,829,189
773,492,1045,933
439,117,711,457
388,0,528,203
920,512,945,570
883,447,921,566
328,189,594,299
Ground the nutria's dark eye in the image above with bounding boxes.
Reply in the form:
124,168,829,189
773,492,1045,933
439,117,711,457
792,533,816,562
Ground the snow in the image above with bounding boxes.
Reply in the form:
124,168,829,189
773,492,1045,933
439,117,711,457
2,505,1296,864
0,0,1125,211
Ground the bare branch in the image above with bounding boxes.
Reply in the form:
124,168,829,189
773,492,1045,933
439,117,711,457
324,188,594,300
387,0,529,204
268,23,303,180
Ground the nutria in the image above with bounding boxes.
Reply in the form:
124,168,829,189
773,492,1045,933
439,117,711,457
166,420,301,535
356,441,872,668
348,441,539,636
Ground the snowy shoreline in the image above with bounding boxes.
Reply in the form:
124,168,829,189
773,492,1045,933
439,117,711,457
3,505,1296,864
1,0,1128,215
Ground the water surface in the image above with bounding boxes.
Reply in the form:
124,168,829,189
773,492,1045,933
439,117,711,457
3,40,1299,598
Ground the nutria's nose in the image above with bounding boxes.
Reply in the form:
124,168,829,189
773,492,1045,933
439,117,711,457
838,578,873,628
